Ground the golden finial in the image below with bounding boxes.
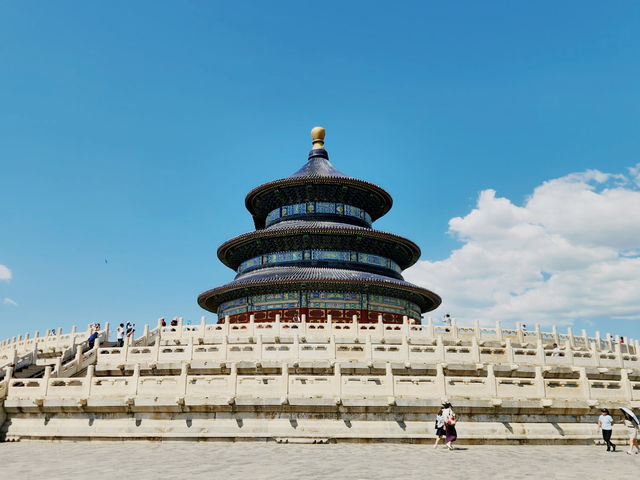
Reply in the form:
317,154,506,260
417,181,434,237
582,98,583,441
311,126,326,149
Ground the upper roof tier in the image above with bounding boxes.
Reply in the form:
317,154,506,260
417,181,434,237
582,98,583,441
245,127,393,229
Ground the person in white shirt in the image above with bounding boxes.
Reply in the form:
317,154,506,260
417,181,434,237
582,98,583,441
551,343,561,357
116,323,124,347
597,408,616,451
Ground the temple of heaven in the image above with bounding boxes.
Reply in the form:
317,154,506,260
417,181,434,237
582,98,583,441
197,127,441,324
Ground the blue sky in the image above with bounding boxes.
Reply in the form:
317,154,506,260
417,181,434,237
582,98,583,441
1,1,639,341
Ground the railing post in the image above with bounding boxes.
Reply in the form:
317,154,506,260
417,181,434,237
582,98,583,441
293,333,300,364
385,362,394,400
230,362,238,401
535,366,546,398
75,347,83,371
85,365,95,397
200,316,206,340
249,314,255,337
534,323,541,342
256,334,263,364
143,324,150,346
486,363,497,397
42,366,52,396
451,318,458,340
579,367,590,401
595,331,602,351
621,368,633,401
436,363,446,400
473,320,481,339
552,325,559,345
281,362,289,404
536,339,546,365
178,317,184,337
334,362,342,401
505,338,515,364
471,336,480,363
402,335,410,366
591,342,600,367
495,321,503,341
567,327,575,349
275,314,281,336
132,363,140,396
516,322,524,343
427,317,435,337
180,362,188,396
614,342,624,368
54,356,62,377
365,335,373,365
436,336,445,362
582,329,589,348
224,316,230,336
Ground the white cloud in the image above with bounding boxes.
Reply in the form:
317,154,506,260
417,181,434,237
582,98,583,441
0,264,11,281
3,297,18,306
405,163,640,327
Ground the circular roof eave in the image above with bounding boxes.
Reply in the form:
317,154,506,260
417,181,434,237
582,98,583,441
198,278,441,314
244,176,393,226
216,225,422,270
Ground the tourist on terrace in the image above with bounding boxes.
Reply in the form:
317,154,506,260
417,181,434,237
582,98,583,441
443,314,452,332
126,322,135,341
597,408,616,452
442,402,457,450
116,323,124,348
433,408,446,448
551,343,561,356
87,330,99,349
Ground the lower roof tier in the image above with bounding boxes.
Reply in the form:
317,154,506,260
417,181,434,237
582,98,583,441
197,266,441,314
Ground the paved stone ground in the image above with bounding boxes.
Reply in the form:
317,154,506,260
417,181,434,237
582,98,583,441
0,442,638,479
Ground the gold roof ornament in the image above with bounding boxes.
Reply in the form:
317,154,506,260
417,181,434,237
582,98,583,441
311,126,326,149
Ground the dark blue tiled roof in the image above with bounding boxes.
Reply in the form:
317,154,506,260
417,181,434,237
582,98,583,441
265,220,368,231
231,266,410,287
287,155,350,179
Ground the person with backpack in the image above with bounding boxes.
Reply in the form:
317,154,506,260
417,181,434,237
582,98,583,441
434,408,446,448
442,402,457,450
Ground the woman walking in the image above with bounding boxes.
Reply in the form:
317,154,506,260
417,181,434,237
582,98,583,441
597,408,616,452
442,402,457,450
434,408,446,448
621,409,639,455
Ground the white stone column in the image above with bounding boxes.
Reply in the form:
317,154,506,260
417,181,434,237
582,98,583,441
535,366,546,398
578,367,591,401
621,369,633,401
334,362,342,402
436,363,446,400
567,327,575,349
505,338,515,364
85,365,94,397
427,317,435,337
436,336,445,362
495,321,503,341
281,362,289,404
471,336,480,363
486,364,497,397
536,339,546,365
365,335,373,365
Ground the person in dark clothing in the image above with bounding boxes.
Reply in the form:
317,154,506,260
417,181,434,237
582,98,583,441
87,331,99,349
